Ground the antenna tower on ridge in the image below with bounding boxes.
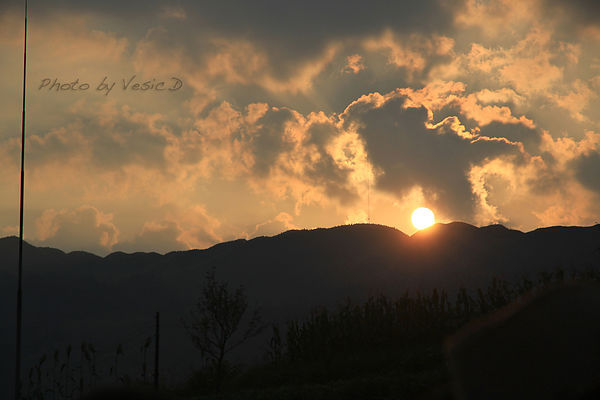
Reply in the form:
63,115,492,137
368,176,371,223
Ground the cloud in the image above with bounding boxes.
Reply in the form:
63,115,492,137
549,79,596,122
2,0,600,251
477,122,540,154
0,6,24,46
1,225,17,237
364,30,454,77
177,101,365,210
474,88,525,106
112,205,224,253
431,26,582,105
34,206,119,254
113,221,187,253
572,151,600,193
469,154,600,228
4,100,174,174
240,108,365,212
4,67,598,251
18,76,594,243
250,212,297,237
344,209,370,225
160,6,186,20
340,91,522,219
545,0,600,25
142,0,461,73
468,130,600,228
454,0,541,37
468,31,563,95
132,27,340,98
205,39,269,85
342,54,366,75
171,205,223,249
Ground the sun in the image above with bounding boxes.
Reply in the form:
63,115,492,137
411,207,435,230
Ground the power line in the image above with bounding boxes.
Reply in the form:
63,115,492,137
154,311,160,391
15,1,28,399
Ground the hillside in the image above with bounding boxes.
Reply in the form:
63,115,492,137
1,222,600,397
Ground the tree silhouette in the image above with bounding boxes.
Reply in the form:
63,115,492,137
182,269,264,392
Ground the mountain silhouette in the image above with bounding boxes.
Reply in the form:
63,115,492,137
1,222,600,397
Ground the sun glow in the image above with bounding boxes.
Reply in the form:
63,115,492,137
411,207,435,230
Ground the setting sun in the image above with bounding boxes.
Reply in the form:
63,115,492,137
411,207,435,230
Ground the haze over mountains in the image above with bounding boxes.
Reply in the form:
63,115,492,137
2,222,600,396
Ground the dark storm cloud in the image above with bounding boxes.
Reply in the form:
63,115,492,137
6,0,463,79
250,107,297,176
342,94,520,219
306,154,356,204
306,121,338,148
545,0,600,25
18,0,460,37
188,0,458,62
193,0,460,81
304,122,357,204
0,0,163,17
478,122,542,155
247,108,358,204
572,151,600,193
88,116,169,170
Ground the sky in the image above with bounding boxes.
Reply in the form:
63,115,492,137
1,0,600,255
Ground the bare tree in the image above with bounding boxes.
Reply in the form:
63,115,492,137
182,269,264,392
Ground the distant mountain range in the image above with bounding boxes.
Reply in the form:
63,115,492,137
1,222,600,396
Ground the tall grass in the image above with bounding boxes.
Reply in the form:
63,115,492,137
23,337,155,400
23,267,600,399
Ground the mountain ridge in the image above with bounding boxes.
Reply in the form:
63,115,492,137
6,221,599,258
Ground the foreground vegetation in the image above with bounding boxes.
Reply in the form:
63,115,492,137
23,267,600,399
